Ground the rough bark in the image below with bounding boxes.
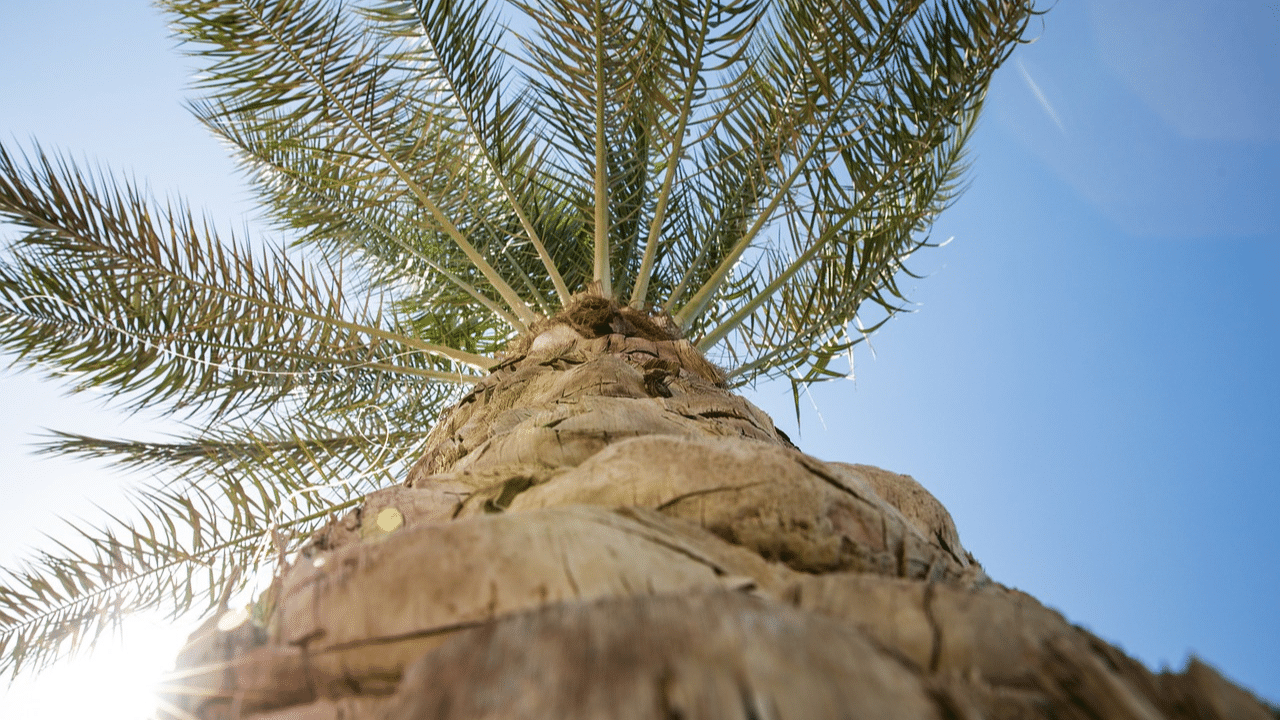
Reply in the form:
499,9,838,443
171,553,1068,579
160,311,1276,720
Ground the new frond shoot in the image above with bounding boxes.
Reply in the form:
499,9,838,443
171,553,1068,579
0,0,1039,678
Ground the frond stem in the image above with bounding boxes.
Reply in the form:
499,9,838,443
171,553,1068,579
629,0,715,309
591,0,613,299
672,0,921,330
696,109,968,353
2,200,496,372
411,6,571,306
236,0,539,328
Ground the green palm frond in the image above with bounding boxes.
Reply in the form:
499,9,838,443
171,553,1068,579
671,0,1025,361
1,0,1040,678
165,0,543,329
515,0,665,297
2,400,438,676
0,145,484,419
0,493,340,679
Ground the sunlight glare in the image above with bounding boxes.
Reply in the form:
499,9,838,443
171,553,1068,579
0,613,196,720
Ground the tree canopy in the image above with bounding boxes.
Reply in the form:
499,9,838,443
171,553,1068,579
0,0,1038,677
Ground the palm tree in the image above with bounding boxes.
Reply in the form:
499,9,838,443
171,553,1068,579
1,1,1273,718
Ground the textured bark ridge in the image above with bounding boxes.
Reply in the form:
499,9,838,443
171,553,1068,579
162,305,1276,720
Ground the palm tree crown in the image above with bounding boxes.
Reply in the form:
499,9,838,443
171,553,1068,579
0,0,1037,677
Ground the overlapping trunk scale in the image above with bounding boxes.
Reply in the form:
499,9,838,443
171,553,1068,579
164,305,1273,720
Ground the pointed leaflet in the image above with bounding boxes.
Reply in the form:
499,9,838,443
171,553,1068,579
514,0,667,299
628,0,764,307
163,0,539,326
670,0,1034,389
0,400,435,677
386,0,572,304
0,144,483,421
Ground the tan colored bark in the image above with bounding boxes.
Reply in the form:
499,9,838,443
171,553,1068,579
160,316,1275,720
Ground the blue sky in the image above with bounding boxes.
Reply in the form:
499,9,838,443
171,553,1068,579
1,0,1277,715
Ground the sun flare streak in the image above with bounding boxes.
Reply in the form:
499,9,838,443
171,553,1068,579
1017,58,1065,133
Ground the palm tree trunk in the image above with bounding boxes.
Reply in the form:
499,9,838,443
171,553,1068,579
162,310,1275,720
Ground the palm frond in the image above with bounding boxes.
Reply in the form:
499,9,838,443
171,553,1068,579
1,399,436,677
163,0,541,328
665,0,1033,386
513,0,671,299
627,0,764,307
385,0,574,305
0,497,339,679
0,144,482,421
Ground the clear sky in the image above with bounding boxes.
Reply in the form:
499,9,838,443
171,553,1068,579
1,1,1277,717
